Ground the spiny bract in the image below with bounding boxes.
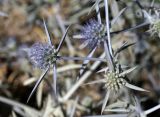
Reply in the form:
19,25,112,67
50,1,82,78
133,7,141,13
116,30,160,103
81,20,107,48
28,42,57,69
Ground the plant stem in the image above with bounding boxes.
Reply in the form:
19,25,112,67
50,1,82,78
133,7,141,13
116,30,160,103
104,0,113,57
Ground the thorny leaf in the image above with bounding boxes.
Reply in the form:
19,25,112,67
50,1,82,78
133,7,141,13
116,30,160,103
111,7,127,25
106,100,130,109
74,23,149,39
36,81,43,107
125,83,149,92
105,108,130,113
53,64,57,95
111,22,149,34
114,42,136,56
144,104,160,115
119,66,138,76
27,67,49,103
60,56,106,62
88,0,101,15
101,90,110,114
43,19,52,46
56,25,71,53
97,67,109,73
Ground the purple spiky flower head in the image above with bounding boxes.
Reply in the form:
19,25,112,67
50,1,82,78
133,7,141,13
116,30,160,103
81,20,107,48
28,42,57,69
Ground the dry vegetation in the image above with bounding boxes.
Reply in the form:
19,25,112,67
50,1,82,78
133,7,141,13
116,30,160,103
0,0,160,117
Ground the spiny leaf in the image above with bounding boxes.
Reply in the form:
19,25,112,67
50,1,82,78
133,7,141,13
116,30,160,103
111,22,149,34
56,25,71,53
88,0,101,15
60,56,106,62
101,90,110,114
43,19,52,45
27,68,49,103
114,42,136,56
144,104,160,115
97,67,109,73
111,7,127,25
125,83,149,92
106,100,129,109
53,64,57,95
105,108,130,113
120,66,138,76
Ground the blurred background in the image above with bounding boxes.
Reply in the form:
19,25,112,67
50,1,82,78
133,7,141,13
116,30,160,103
0,0,160,117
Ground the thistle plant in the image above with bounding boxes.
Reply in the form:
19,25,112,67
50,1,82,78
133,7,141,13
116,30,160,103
85,65,148,114
74,0,149,80
27,20,69,102
61,1,150,115
1,0,160,117
27,20,106,102
75,19,109,79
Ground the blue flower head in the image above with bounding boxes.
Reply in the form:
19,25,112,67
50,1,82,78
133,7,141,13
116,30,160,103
81,20,107,48
29,42,56,69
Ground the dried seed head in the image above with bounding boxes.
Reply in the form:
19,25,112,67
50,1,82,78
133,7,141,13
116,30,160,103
104,71,127,92
149,19,160,37
81,20,107,48
28,42,56,69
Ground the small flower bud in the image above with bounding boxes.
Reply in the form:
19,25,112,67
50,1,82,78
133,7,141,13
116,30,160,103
104,72,127,92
